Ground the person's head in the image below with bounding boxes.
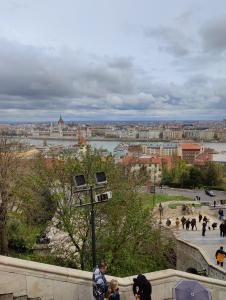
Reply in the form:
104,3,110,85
220,246,224,250
98,262,107,273
109,279,119,292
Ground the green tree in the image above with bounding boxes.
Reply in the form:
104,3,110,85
39,148,175,274
0,139,22,254
189,166,203,188
203,163,223,186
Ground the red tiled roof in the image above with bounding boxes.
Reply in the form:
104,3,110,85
122,155,161,165
180,143,201,150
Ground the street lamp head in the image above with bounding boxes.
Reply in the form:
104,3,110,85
95,171,107,185
74,174,87,189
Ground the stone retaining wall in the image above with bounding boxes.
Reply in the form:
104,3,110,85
1,255,226,300
176,238,226,281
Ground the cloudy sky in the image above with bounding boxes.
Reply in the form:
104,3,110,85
0,0,226,122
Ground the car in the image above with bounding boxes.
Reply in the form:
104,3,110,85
205,189,216,197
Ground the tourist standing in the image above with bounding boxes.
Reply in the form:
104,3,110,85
185,218,191,230
159,202,163,217
175,217,180,228
220,222,225,237
191,218,197,231
106,279,120,300
215,246,226,267
133,274,152,300
218,209,224,221
202,222,207,236
181,216,186,229
198,213,202,223
93,262,108,300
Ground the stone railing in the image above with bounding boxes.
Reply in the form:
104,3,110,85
160,224,226,281
1,255,226,300
176,238,226,281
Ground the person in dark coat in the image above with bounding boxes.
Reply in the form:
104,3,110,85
133,274,152,300
218,209,224,221
185,219,190,230
212,222,217,230
203,216,208,223
166,218,171,226
181,216,186,229
220,222,225,237
202,222,207,236
198,213,202,223
191,218,197,231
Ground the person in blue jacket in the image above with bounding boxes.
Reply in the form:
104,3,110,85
93,262,108,300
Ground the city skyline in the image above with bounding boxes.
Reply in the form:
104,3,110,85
0,0,226,121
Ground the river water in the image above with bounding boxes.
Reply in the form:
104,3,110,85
22,138,226,162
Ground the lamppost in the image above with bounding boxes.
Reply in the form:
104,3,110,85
74,172,112,268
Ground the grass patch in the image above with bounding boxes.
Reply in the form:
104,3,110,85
139,193,192,209
168,203,202,209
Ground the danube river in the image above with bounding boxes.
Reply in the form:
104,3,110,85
23,138,226,162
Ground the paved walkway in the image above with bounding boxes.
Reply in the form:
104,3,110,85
166,215,226,270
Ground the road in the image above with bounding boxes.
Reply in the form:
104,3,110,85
155,187,226,203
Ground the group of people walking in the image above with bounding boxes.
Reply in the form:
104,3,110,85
180,216,197,231
93,262,152,300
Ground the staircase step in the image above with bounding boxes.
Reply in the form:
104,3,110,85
0,294,13,300
13,296,27,300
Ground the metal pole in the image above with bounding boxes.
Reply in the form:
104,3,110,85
90,185,97,268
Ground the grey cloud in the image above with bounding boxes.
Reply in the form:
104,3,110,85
200,17,226,53
144,26,192,57
0,38,226,120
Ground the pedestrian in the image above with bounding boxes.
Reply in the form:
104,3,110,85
182,204,186,214
218,209,224,221
215,246,226,267
191,218,197,231
166,218,171,226
202,222,207,236
159,202,163,217
198,213,202,223
203,216,208,223
93,262,108,300
175,217,180,228
220,222,225,237
133,274,152,300
181,216,186,229
213,200,216,207
212,222,217,230
105,279,120,300
185,218,190,230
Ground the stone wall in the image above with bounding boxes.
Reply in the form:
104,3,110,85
1,255,226,300
176,238,226,281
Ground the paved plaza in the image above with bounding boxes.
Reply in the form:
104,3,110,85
173,216,226,270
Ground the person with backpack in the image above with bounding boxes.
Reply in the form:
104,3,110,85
133,274,152,300
93,262,108,300
215,246,226,267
